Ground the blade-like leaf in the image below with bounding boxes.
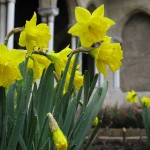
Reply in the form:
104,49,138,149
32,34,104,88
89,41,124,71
64,97,78,135
7,67,33,149
142,106,150,143
88,74,98,99
83,71,90,108
69,81,108,149
37,64,54,130
83,121,102,150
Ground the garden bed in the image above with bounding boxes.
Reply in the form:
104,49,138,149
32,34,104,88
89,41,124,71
82,104,149,149
83,128,150,150
87,139,149,150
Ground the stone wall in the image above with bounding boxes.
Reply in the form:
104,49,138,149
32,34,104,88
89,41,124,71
121,13,150,92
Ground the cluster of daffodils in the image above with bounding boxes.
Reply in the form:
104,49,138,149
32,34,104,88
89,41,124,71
0,4,123,88
126,90,150,108
0,4,123,150
68,5,123,76
126,90,150,143
0,13,83,91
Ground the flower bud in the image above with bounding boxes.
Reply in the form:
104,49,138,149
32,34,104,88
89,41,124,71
47,113,68,150
92,117,99,127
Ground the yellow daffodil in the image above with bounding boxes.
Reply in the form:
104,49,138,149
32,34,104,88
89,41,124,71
47,46,72,77
89,36,123,76
65,70,83,91
47,46,83,91
19,12,51,54
27,54,51,81
68,5,115,48
126,90,138,103
47,113,68,150
92,117,99,127
73,70,83,91
141,97,150,108
0,44,25,88
62,55,83,91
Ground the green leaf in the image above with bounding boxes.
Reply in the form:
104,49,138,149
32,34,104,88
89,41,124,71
6,84,15,123
67,53,79,93
56,92,72,121
27,115,38,150
37,116,48,150
54,54,73,109
0,87,7,149
83,71,90,108
83,121,102,150
37,64,54,131
69,81,108,149
88,74,98,99
64,97,78,135
7,67,33,149
142,106,150,143
19,136,27,150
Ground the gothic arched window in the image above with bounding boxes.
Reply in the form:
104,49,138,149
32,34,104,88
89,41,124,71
121,12,150,92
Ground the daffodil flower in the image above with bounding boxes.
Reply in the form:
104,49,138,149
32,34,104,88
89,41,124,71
68,5,115,48
126,90,138,103
89,36,123,76
19,12,51,54
65,70,83,91
141,97,150,108
0,44,25,88
73,70,83,91
47,46,72,77
59,54,83,91
27,54,51,81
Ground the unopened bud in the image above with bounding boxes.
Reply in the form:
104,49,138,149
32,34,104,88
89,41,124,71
92,117,99,127
47,113,68,150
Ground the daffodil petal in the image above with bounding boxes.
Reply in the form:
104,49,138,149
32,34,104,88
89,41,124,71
75,7,91,23
92,4,104,18
30,12,37,27
19,31,27,47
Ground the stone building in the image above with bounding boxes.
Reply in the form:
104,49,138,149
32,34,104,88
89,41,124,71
0,0,150,106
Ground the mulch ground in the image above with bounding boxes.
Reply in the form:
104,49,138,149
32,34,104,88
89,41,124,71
87,140,150,150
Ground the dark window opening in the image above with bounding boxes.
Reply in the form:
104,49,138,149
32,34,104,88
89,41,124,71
14,0,40,49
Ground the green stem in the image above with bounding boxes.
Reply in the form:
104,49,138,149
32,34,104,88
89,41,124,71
0,86,7,149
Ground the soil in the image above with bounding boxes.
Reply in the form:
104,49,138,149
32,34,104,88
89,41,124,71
87,140,150,150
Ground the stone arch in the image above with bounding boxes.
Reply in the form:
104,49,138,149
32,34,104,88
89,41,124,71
120,11,150,92
115,7,150,40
